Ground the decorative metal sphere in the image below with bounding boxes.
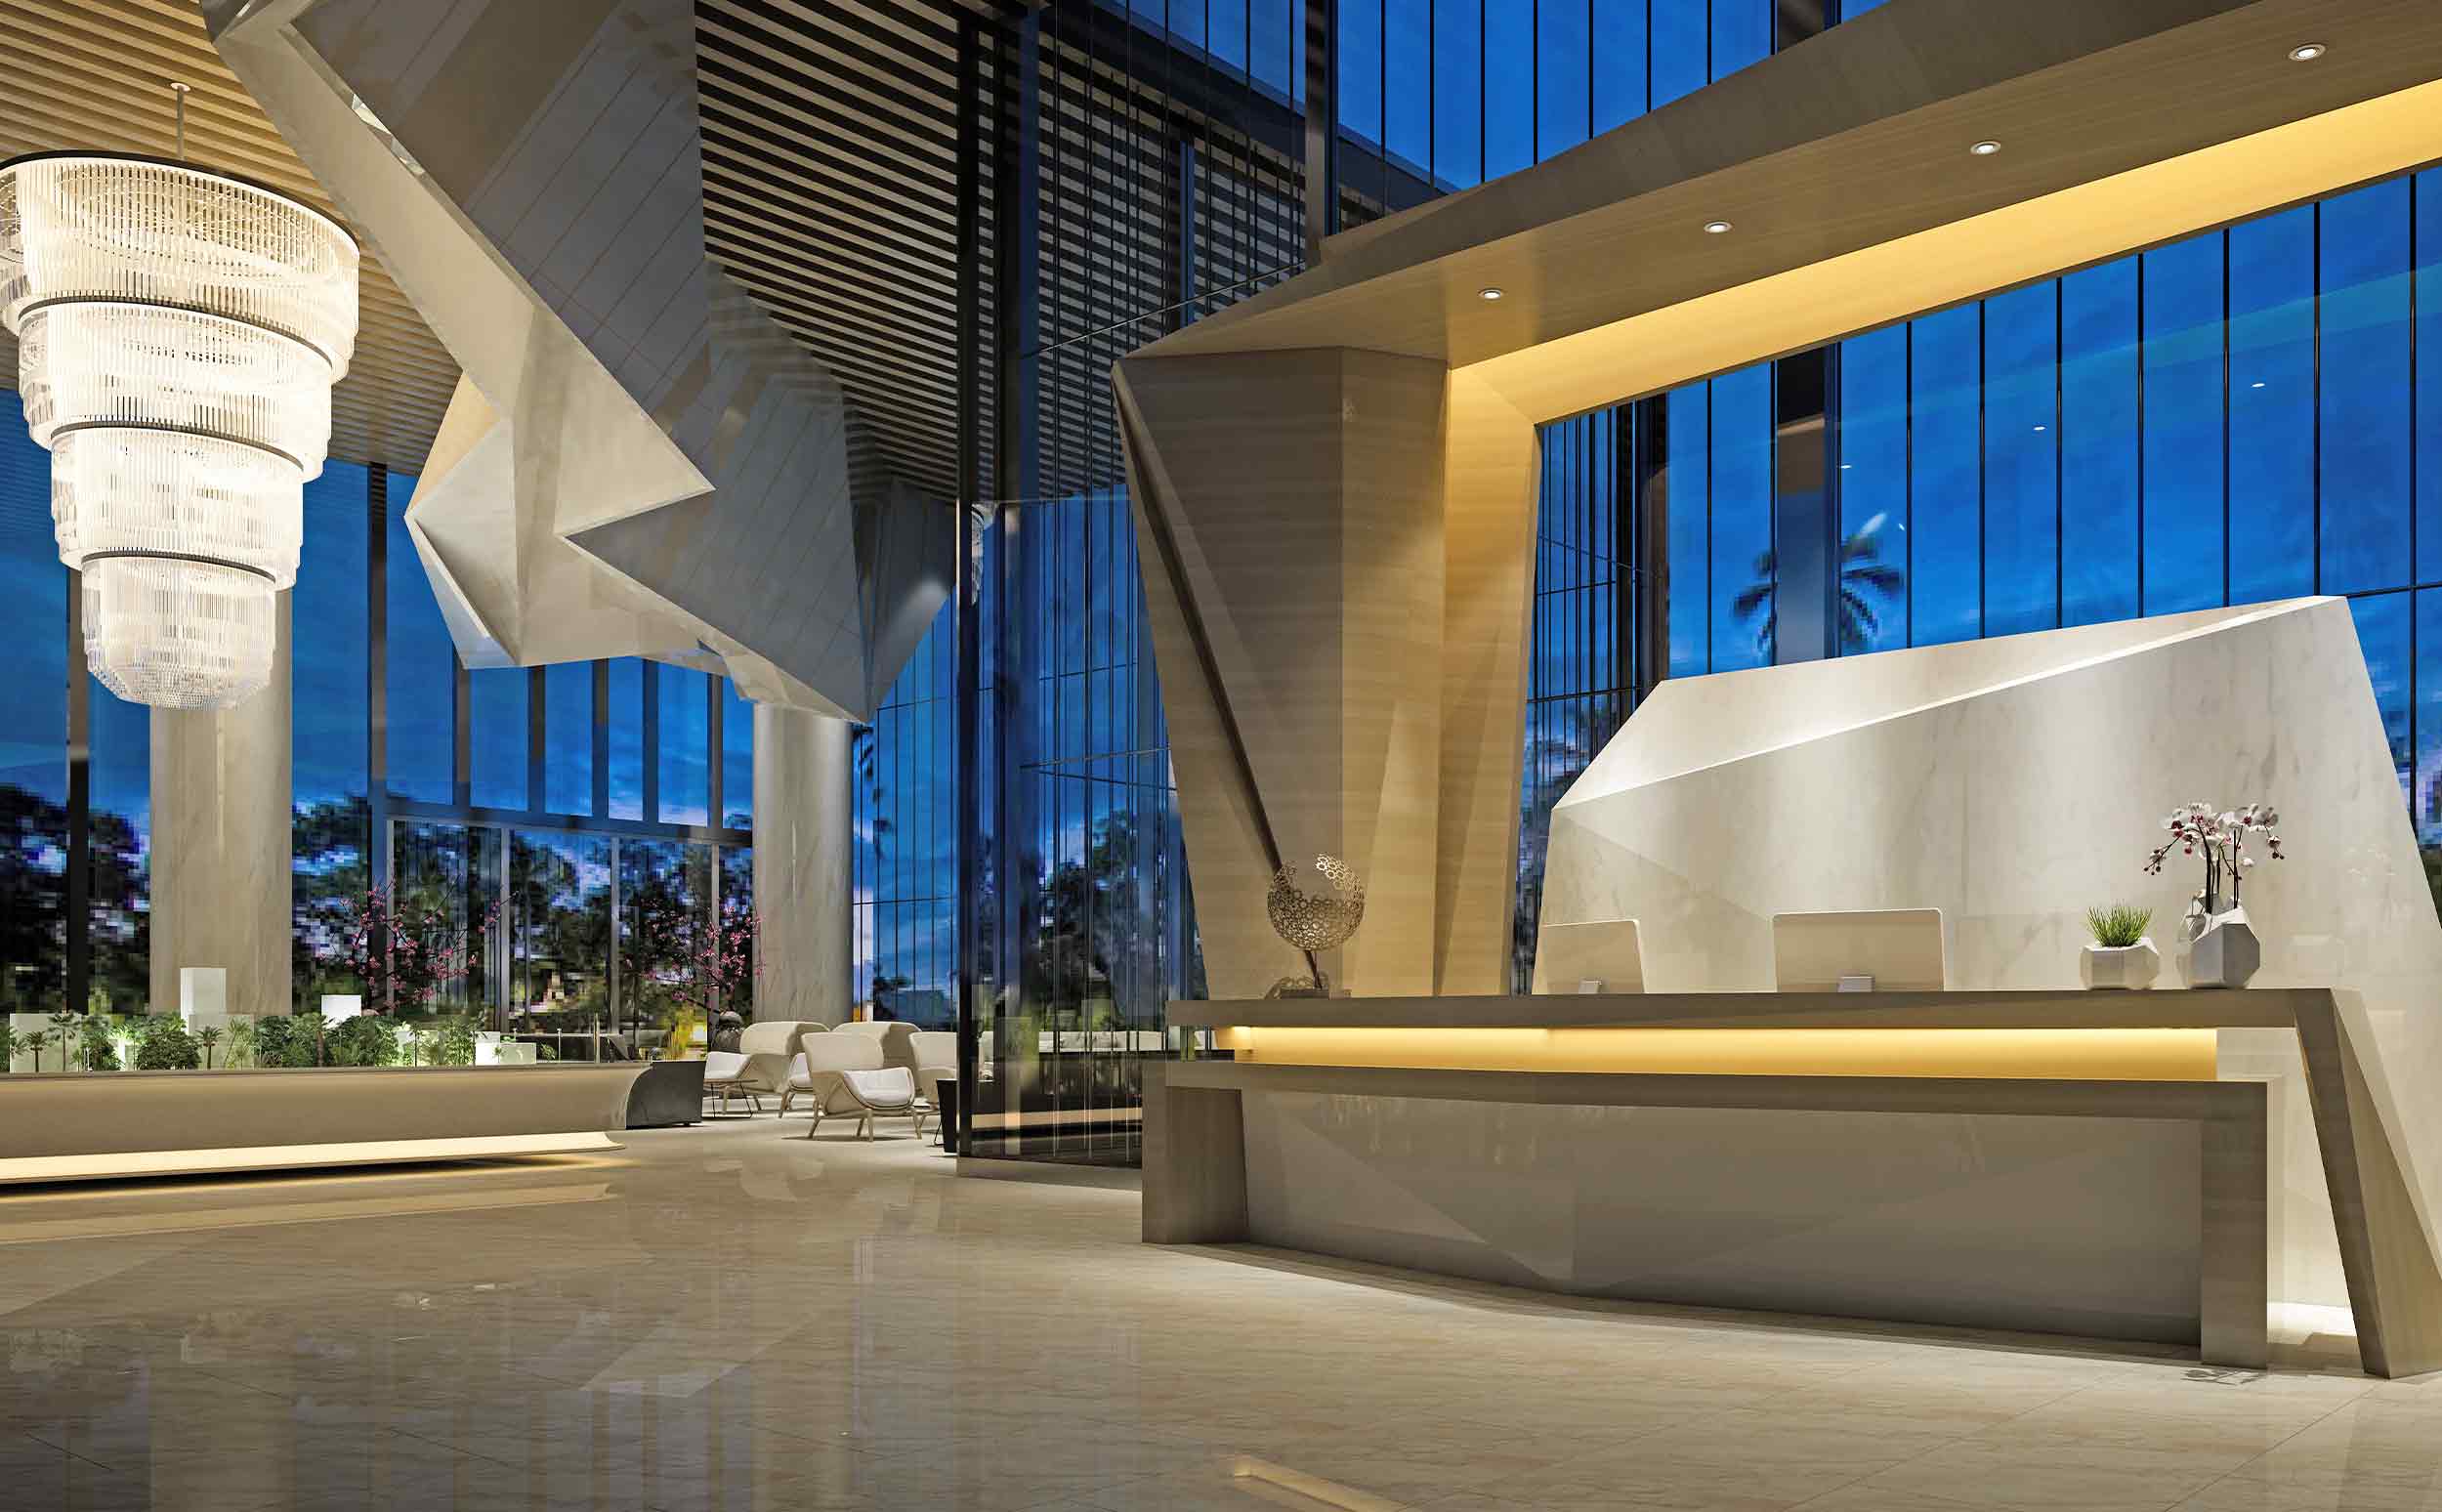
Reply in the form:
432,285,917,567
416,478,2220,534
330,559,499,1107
1266,854,1366,953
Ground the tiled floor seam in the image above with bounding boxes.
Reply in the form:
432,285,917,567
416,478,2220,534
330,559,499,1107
2155,1393,2379,1509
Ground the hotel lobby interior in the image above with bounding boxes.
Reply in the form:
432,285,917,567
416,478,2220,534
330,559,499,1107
7,0,2442,1507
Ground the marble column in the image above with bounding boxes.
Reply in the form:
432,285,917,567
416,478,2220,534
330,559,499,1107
753,704,851,1025
147,593,294,1015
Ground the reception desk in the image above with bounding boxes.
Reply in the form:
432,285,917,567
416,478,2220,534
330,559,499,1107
1147,988,2442,1377
0,1063,645,1184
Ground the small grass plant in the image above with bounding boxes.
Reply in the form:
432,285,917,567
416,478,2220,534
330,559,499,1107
2084,903,2153,949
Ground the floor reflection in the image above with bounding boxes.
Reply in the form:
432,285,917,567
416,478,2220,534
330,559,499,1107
0,1117,2435,1511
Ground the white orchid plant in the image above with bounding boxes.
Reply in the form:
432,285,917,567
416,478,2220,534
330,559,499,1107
2142,801,2285,917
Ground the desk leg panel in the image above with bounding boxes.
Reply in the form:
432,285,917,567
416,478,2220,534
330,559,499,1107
1144,1069,1248,1244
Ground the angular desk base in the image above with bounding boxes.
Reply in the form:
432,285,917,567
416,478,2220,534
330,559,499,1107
1149,1062,2270,1369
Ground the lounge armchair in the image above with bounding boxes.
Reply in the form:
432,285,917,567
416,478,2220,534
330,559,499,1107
700,1050,757,1113
791,1034,921,1139
832,1020,920,1085
705,1021,818,1115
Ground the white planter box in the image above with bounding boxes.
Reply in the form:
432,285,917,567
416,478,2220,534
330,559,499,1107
2080,939,2161,989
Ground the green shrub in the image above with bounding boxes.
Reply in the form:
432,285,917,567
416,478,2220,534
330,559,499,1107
77,1016,119,1071
327,1014,400,1069
2084,903,2153,948
435,1017,478,1068
131,1018,201,1071
253,1014,322,1069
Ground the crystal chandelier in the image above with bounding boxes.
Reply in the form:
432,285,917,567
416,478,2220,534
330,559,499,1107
0,130,358,708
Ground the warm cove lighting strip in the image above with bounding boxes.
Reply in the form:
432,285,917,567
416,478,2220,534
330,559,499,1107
1213,1028,2218,1081
0,1132,621,1186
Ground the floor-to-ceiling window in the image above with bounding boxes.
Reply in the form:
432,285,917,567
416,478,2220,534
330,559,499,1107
969,487,1200,1164
854,606,959,1029
0,391,66,1019
846,0,1865,1152
1512,164,2442,983
0,399,754,1046
291,460,375,1011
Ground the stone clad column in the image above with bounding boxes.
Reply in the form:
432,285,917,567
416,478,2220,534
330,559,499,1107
147,593,294,1015
753,705,851,1025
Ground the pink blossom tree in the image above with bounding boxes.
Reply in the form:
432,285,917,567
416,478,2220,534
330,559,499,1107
334,885,500,1014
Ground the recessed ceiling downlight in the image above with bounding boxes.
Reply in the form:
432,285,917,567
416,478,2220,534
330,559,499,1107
2289,42,2327,61
1704,220,1733,235
1969,140,2002,156
1477,286,1504,301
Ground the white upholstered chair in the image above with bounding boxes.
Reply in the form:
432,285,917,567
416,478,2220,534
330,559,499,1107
700,1050,756,1113
706,1020,817,1115
791,1033,920,1139
832,1020,920,1084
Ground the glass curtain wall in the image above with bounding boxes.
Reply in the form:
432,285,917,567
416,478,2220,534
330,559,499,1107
854,609,959,1028
847,3,1297,1165
0,412,753,1048
1512,168,2442,982
857,0,1854,1156
1332,0,1836,227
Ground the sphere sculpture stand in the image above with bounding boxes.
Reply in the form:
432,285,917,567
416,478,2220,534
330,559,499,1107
1264,855,1366,998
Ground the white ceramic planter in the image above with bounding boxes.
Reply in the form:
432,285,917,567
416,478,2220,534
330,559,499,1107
2182,907,2261,988
2080,938,2162,989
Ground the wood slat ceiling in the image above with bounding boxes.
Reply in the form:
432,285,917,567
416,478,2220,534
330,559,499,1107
5,0,1009,495
0,0,456,474
696,0,995,504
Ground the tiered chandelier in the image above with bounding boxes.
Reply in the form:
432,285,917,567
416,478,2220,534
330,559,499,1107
0,109,358,708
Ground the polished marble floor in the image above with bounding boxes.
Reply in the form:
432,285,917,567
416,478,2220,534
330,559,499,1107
0,1115,2436,1511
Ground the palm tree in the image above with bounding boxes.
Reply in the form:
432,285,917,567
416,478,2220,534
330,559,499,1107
1733,514,1906,661
47,1011,78,1072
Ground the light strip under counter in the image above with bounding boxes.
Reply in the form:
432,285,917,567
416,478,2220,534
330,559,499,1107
1183,986,2329,1083
1211,1026,2218,1080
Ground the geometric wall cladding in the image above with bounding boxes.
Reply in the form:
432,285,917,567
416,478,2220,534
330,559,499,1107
206,0,947,720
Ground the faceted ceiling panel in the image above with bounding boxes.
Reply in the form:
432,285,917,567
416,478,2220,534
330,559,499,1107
205,0,949,719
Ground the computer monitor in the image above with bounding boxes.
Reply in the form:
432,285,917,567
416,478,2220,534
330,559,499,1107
1531,917,1644,993
1772,908,1948,992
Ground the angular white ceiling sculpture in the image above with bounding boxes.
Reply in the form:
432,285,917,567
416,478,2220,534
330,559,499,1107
203,0,947,720
1539,596,2442,1330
